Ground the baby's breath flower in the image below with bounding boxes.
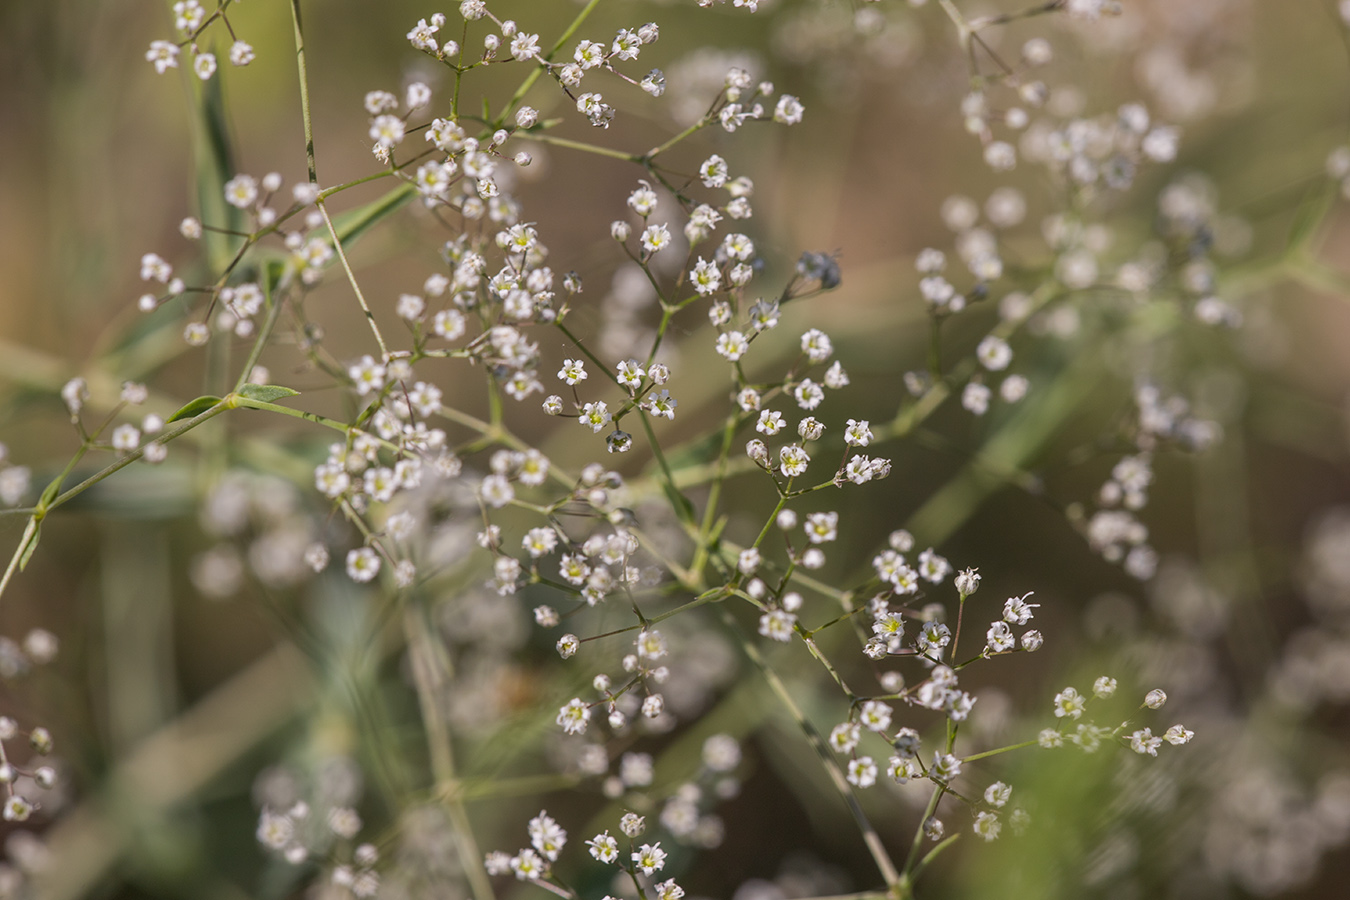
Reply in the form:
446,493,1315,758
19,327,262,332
986,621,1015,654
828,722,860,754
844,419,872,447
860,700,892,732
800,328,832,362
930,753,962,783
758,609,796,642
579,401,611,433
1129,727,1163,756
644,390,677,420
888,755,920,783
690,257,721,295
1003,593,1038,624
699,154,729,188
1054,686,1086,719
917,548,951,584
1164,724,1194,745
804,511,838,543
146,41,180,73
774,94,804,125
587,831,619,863
633,842,667,875
2,796,32,823
847,756,878,788
557,698,591,734
973,811,1002,841
716,331,749,362
620,813,646,837
193,52,217,80
1144,689,1167,709
224,174,258,209
962,382,992,415
346,547,381,583
977,336,1012,370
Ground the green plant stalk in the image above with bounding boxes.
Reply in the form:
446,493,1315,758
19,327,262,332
723,608,902,890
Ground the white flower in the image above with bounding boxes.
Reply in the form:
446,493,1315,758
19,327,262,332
962,382,992,415
859,700,892,732
510,33,540,60
579,401,610,433
146,41,180,73
1129,727,1163,756
346,547,381,583
758,609,796,642
224,174,258,209
1053,686,1085,719
644,390,678,420
973,811,1002,841
1093,676,1118,698
632,842,667,875
844,419,872,447
1164,724,1194,745
690,257,721,295
800,328,832,362
557,358,587,385
828,723,860,754
587,832,619,863
641,223,672,254
557,698,591,734
847,756,878,788
779,444,810,477
804,511,838,544
715,331,749,362
774,94,804,125
976,336,1012,371
348,355,386,396
193,52,217,80
699,154,729,188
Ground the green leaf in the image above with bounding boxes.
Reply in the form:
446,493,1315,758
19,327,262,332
329,183,415,247
38,476,62,509
193,64,239,272
238,384,300,403
166,395,223,423
17,520,41,572
661,479,697,526
1286,181,1335,255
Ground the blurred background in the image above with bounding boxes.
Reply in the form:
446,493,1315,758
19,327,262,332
2,0,1350,898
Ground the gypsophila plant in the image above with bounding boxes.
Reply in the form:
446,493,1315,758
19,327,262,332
10,0,1350,898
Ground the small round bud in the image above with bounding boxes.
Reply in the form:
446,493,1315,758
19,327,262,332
30,727,53,755
1144,689,1167,709
954,568,980,597
183,322,210,346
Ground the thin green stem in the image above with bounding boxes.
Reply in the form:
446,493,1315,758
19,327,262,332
727,609,901,889
513,132,638,162
290,0,317,183
317,199,389,358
